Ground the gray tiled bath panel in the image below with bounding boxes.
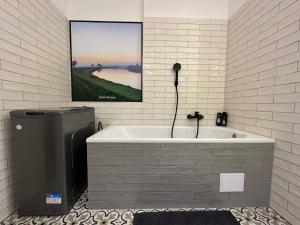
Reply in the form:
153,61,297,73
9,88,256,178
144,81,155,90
87,143,274,209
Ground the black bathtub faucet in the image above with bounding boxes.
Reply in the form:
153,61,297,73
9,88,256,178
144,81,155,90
187,112,204,139
187,111,204,121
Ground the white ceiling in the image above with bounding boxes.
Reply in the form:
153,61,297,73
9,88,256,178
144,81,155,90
228,0,248,17
50,0,68,16
50,0,248,20
144,0,228,19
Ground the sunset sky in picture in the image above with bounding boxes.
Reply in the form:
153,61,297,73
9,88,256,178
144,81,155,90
71,22,142,66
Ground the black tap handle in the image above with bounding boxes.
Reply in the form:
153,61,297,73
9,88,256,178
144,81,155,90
98,121,103,131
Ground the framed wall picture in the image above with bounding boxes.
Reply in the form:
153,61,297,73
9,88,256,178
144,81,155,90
69,21,143,102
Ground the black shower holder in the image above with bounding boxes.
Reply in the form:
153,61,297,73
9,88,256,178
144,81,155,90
216,112,228,127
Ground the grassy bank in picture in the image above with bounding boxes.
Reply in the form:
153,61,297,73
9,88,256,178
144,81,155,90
71,68,142,102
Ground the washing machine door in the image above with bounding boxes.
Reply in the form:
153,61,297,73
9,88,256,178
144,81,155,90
69,126,94,202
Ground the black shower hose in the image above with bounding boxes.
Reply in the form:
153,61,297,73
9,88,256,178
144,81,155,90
196,118,199,139
171,85,178,138
171,85,200,139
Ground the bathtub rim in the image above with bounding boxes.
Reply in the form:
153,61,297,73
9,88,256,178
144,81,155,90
87,125,275,143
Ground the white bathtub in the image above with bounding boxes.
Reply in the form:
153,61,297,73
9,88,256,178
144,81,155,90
87,125,274,143
87,125,275,208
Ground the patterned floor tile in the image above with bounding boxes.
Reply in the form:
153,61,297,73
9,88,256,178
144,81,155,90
1,193,290,225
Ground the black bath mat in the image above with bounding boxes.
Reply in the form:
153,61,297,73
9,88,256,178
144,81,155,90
133,211,240,225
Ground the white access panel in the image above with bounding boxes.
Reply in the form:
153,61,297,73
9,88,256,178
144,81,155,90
219,173,245,192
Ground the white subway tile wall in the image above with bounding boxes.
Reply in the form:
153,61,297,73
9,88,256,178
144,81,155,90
0,7,229,219
67,17,227,127
0,0,70,221
0,0,299,224
225,0,300,224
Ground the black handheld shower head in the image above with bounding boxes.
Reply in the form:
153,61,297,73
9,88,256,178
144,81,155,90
173,63,181,87
173,63,181,72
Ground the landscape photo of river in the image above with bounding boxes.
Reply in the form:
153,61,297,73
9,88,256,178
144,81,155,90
70,21,142,102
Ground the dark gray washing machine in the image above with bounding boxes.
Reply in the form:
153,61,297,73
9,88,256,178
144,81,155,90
10,107,95,216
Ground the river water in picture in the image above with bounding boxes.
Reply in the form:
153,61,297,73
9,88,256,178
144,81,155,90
92,69,141,90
